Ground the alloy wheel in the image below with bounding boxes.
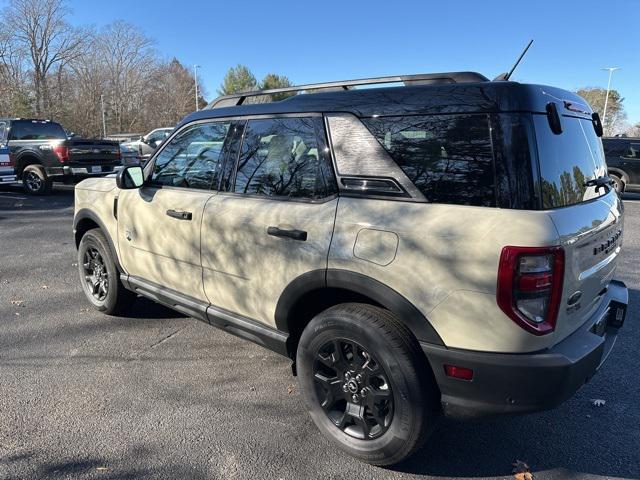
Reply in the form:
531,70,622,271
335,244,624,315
25,171,43,192
83,247,109,301
313,338,394,440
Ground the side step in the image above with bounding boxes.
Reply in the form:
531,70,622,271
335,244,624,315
122,274,289,357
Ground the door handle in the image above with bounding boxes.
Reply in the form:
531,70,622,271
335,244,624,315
267,226,307,241
166,209,192,221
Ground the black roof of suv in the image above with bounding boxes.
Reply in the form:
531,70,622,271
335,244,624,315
180,73,593,128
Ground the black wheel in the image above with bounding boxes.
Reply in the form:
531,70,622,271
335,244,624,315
296,303,437,465
22,165,52,195
610,174,624,194
78,228,135,315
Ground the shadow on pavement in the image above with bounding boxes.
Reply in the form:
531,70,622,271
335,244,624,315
0,184,74,212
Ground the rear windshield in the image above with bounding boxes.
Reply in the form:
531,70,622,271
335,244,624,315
533,115,607,209
9,120,66,140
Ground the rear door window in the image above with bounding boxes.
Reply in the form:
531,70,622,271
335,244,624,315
234,117,336,199
361,114,495,206
533,115,608,208
0,122,7,143
9,120,66,140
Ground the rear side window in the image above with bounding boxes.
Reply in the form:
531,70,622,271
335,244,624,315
361,114,495,206
9,120,66,140
0,122,6,143
234,117,336,199
625,143,639,158
603,140,628,157
533,115,608,208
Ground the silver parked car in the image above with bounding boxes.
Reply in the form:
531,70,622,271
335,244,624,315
120,127,173,164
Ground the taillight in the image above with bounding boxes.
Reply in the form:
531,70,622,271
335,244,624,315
53,145,69,162
497,246,564,335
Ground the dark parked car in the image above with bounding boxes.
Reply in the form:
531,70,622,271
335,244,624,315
0,118,121,194
603,137,640,193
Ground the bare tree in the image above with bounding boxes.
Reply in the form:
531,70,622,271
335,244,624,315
576,87,627,136
4,0,83,116
97,21,156,133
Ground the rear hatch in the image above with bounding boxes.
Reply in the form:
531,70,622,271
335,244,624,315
66,138,121,167
533,111,623,340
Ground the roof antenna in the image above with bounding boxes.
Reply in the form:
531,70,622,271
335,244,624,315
494,40,533,81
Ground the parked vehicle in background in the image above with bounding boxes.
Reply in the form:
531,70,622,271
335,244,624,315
0,120,17,184
74,72,628,465
105,133,144,143
603,137,640,193
120,127,173,164
0,119,121,195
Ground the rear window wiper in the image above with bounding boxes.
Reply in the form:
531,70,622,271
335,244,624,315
584,175,613,193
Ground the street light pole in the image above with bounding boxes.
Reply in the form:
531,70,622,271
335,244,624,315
194,64,201,111
100,94,107,138
601,67,621,132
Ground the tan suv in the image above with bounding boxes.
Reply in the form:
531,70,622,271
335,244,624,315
74,73,629,465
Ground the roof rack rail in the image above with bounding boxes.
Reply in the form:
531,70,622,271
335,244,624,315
207,71,489,109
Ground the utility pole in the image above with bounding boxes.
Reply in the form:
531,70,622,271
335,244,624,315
601,67,621,132
100,94,107,138
194,64,201,111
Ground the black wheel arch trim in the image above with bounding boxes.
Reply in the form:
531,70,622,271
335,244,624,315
607,167,628,184
73,208,124,274
15,153,44,176
275,268,444,346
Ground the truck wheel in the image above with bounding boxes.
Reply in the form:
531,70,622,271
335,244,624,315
78,228,135,315
296,303,438,465
22,165,52,195
610,174,624,194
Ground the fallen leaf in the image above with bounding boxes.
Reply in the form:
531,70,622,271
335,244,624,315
512,460,533,480
591,398,606,407
96,466,109,472
41,285,49,289
10,300,25,307
79,308,90,313
514,473,534,480
287,385,296,395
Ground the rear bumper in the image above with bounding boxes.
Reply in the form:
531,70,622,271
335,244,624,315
0,169,17,184
422,279,628,418
46,165,122,179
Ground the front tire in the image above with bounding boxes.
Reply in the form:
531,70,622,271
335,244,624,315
78,228,135,315
296,303,437,465
22,164,52,195
610,174,624,194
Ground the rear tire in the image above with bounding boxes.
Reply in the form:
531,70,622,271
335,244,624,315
22,164,52,195
610,173,624,194
78,228,135,315
296,303,438,465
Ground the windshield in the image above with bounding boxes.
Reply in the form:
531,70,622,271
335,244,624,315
534,115,608,209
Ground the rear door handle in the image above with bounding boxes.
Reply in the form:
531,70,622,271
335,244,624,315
166,209,192,221
267,226,307,241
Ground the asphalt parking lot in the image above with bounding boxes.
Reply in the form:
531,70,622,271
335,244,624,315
0,184,638,480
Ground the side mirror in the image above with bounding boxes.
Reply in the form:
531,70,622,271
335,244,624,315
592,112,604,137
116,165,145,189
140,135,147,143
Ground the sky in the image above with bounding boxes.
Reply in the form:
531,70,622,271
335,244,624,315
7,0,640,126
